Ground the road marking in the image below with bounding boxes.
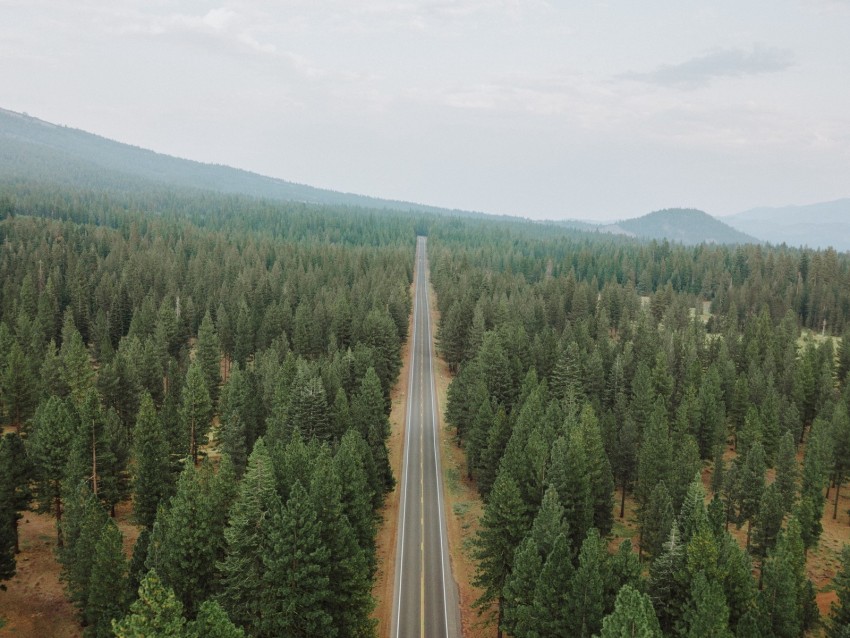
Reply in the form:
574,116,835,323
423,241,452,638
393,238,420,638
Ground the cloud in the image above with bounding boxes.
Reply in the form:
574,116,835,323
621,45,795,89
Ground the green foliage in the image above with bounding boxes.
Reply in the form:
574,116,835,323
132,392,172,529
830,545,850,638
85,519,127,638
113,570,187,638
641,482,674,562
180,361,213,465
599,585,662,638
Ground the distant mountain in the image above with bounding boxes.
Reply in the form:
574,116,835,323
598,208,757,245
724,200,850,252
0,107,474,216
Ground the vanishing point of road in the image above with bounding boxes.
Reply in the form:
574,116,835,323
391,236,461,638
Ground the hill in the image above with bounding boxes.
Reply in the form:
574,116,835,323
0,107,472,216
725,200,850,252
599,208,758,245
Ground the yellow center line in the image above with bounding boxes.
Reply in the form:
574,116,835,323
419,369,425,637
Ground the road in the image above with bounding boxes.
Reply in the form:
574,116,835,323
391,236,461,638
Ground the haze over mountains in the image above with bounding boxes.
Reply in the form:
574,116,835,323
1,107,845,251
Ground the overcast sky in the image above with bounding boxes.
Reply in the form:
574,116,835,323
2,1,849,221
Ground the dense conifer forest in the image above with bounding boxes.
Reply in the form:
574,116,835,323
1,177,850,637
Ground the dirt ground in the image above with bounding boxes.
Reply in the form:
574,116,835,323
0,500,140,638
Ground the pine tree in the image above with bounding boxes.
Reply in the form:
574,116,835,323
683,571,733,638
641,482,674,562
351,367,393,494
636,403,673,509
0,433,33,553
600,585,662,638
187,600,245,638
0,497,15,589
147,460,236,617
217,438,280,632
774,431,797,510
195,311,221,406
735,441,766,550
334,430,377,572
2,341,37,431
261,481,335,638
28,397,76,548
309,454,376,638
549,432,593,552
501,537,543,637
60,482,108,614
132,392,172,529
60,311,95,406
217,366,250,477
580,404,615,535
112,569,187,638
830,545,850,638
180,361,213,466
473,470,529,637
832,404,850,519
531,532,574,637
648,523,689,634
568,528,608,638
759,517,817,638
752,482,785,562
478,406,511,499
85,519,128,638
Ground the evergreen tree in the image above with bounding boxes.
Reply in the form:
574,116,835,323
334,430,377,572
147,460,236,617
180,361,213,466
532,532,574,637
217,366,250,477
752,482,785,562
351,367,394,494
648,523,689,634
196,311,222,406
0,496,15,589
132,392,172,529
2,341,37,431
60,311,95,405
217,438,279,632
774,431,797,510
580,404,615,535
261,481,335,638
735,441,766,549
568,528,608,638
832,404,850,519
473,470,529,637
28,397,76,544
830,545,850,638
188,600,245,638
0,433,33,553
599,585,662,638
642,482,674,562
683,571,733,638
60,482,108,614
549,431,593,552
477,407,511,499
501,537,542,637
309,454,376,638
113,569,187,638
85,518,128,638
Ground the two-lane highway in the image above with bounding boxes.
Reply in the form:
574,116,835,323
391,236,461,638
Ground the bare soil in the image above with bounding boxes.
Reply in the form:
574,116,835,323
0,501,139,638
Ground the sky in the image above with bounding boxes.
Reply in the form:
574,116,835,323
1,1,849,221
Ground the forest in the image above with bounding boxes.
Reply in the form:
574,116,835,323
1,177,850,637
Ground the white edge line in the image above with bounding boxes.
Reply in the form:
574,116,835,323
394,237,420,638
423,239,453,638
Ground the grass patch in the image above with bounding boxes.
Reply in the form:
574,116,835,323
612,520,637,539
0,615,6,629
444,466,461,496
453,501,471,517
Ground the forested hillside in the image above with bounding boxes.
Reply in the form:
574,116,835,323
2,172,850,637
0,182,418,636
431,224,850,637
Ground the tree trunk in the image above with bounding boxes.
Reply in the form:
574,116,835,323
91,422,98,497
834,480,842,520
620,482,627,519
55,493,63,548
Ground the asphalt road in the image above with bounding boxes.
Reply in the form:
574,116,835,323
391,236,461,638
